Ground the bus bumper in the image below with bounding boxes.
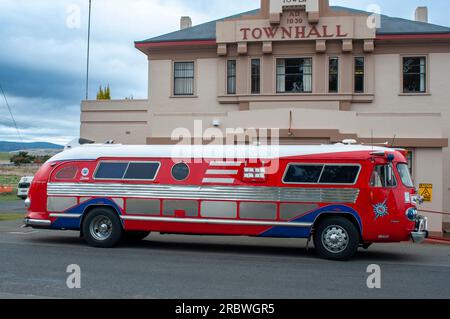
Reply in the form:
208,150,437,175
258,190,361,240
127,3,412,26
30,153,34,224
411,216,429,244
24,218,52,229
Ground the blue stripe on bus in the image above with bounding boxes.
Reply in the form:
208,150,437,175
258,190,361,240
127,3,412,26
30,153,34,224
259,205,362,238
51,198,123,230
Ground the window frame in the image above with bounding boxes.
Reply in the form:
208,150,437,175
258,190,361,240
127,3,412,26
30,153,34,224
173,61,195,96
171,162,190,181
328,56,339,93
282,163,362,186
397,163,414,188
354,56,365,94
401,55,428,94
276,57,313,94
369,164,398,189
227,59,237,95
93,161,161,181
55,165,79,180
250,58,261,94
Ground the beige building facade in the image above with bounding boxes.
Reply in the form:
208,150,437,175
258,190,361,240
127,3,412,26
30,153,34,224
81,0,450,234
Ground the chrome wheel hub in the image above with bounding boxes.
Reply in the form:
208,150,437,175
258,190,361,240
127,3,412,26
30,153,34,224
90,215,113,241
322,225,349,254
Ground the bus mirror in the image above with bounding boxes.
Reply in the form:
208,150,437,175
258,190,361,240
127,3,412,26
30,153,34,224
387,165,394,184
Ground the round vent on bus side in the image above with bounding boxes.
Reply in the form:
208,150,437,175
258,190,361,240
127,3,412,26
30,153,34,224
171,163,190,181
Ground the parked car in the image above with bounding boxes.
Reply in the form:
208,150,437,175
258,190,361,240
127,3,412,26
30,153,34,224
17,176,34,200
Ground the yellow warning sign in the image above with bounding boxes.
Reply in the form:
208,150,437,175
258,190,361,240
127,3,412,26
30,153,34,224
419,184,433,202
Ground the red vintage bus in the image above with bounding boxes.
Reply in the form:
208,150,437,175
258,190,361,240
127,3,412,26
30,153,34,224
24,143,428,260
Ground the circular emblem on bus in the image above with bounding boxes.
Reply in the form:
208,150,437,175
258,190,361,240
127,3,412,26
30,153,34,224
373,200,389,220
81,168,90,177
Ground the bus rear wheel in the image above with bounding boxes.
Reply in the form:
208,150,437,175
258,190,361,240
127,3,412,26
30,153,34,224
82,208,123,248
313,217,360,261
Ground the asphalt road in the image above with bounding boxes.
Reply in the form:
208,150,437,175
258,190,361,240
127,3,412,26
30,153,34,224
0,200,26,214
0,219,449,299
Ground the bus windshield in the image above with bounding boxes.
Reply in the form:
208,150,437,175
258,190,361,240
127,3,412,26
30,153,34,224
397,163,414,188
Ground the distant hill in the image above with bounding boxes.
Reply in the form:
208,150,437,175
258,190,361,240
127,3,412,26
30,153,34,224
0,141,63,152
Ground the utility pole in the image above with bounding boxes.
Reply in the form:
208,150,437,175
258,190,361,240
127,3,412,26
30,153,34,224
85,0,92,100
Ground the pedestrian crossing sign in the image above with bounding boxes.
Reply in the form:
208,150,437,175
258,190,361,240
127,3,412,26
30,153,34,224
419,184,433,202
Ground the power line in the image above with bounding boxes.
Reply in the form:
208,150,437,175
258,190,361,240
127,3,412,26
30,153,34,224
0,83,24,146
85,0,92,100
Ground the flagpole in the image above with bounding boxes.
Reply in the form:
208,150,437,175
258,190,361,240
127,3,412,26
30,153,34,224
85,0,92,100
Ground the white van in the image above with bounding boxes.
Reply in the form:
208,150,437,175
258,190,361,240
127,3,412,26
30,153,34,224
17,176,34,200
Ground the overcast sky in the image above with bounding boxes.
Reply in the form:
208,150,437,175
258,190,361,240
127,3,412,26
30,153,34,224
0,0,449,145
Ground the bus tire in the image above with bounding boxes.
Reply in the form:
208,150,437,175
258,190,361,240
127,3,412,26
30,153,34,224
122,231,151,242
82,208,123,248
313,217,359,261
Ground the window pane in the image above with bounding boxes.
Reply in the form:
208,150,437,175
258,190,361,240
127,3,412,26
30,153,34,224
251,59,261,94
174,62,194,95
56,166,78,180
319,166,360,184
124,162,160,180
354,57,364,93
283,165,323,183
397,163,414,188
370,165,397,188
403,57,426,93
329,58,339,93
276,58,312,93
227,60,236,94
172,163,190,181
95,162,128,179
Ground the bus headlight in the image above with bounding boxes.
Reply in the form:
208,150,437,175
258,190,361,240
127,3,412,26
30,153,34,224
406,208,418,221
24,198,31,209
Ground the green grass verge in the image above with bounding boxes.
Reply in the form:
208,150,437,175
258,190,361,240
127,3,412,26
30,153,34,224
0,192,20,201
0,153,11,161
0,175,21,185
0,214,24,222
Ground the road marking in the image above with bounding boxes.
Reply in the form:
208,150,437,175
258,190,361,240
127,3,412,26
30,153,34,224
8,230,40,235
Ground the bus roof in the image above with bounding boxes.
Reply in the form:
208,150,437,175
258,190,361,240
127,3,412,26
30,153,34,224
48,144,398,162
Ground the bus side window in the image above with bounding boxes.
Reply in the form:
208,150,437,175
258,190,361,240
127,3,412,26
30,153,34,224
370,165,397,188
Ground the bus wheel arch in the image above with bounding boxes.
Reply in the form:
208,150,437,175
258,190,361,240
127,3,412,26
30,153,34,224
80,205,123,248
312,213,362,261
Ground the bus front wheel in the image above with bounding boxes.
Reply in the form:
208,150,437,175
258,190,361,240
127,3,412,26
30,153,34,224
313,217,360,261
82,208,123,248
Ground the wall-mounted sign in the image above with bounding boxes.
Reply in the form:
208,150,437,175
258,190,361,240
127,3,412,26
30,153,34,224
238,11,351,42
216,6,375,44
270,0,319,13
419,183,433,202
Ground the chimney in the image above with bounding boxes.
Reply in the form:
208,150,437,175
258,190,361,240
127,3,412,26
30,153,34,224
415,6,428,23
180,16,192,30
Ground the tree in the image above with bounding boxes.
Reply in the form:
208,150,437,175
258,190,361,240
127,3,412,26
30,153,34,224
96,85,111,100
10,152,34,165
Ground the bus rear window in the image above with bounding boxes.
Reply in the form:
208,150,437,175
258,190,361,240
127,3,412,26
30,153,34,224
319,166,360,184
95,162,128,179
95,162,161,180
123,162,160,180
55,166,78,180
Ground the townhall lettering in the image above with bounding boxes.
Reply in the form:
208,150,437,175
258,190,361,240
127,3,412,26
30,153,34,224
240,24,349,41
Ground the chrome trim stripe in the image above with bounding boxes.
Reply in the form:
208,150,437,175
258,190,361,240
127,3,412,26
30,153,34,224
47,183,360,203
121,215,313,228
209,161,242,167
205,170,239,175
49,213,82,219
202,178,235,184
25,219,52,227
